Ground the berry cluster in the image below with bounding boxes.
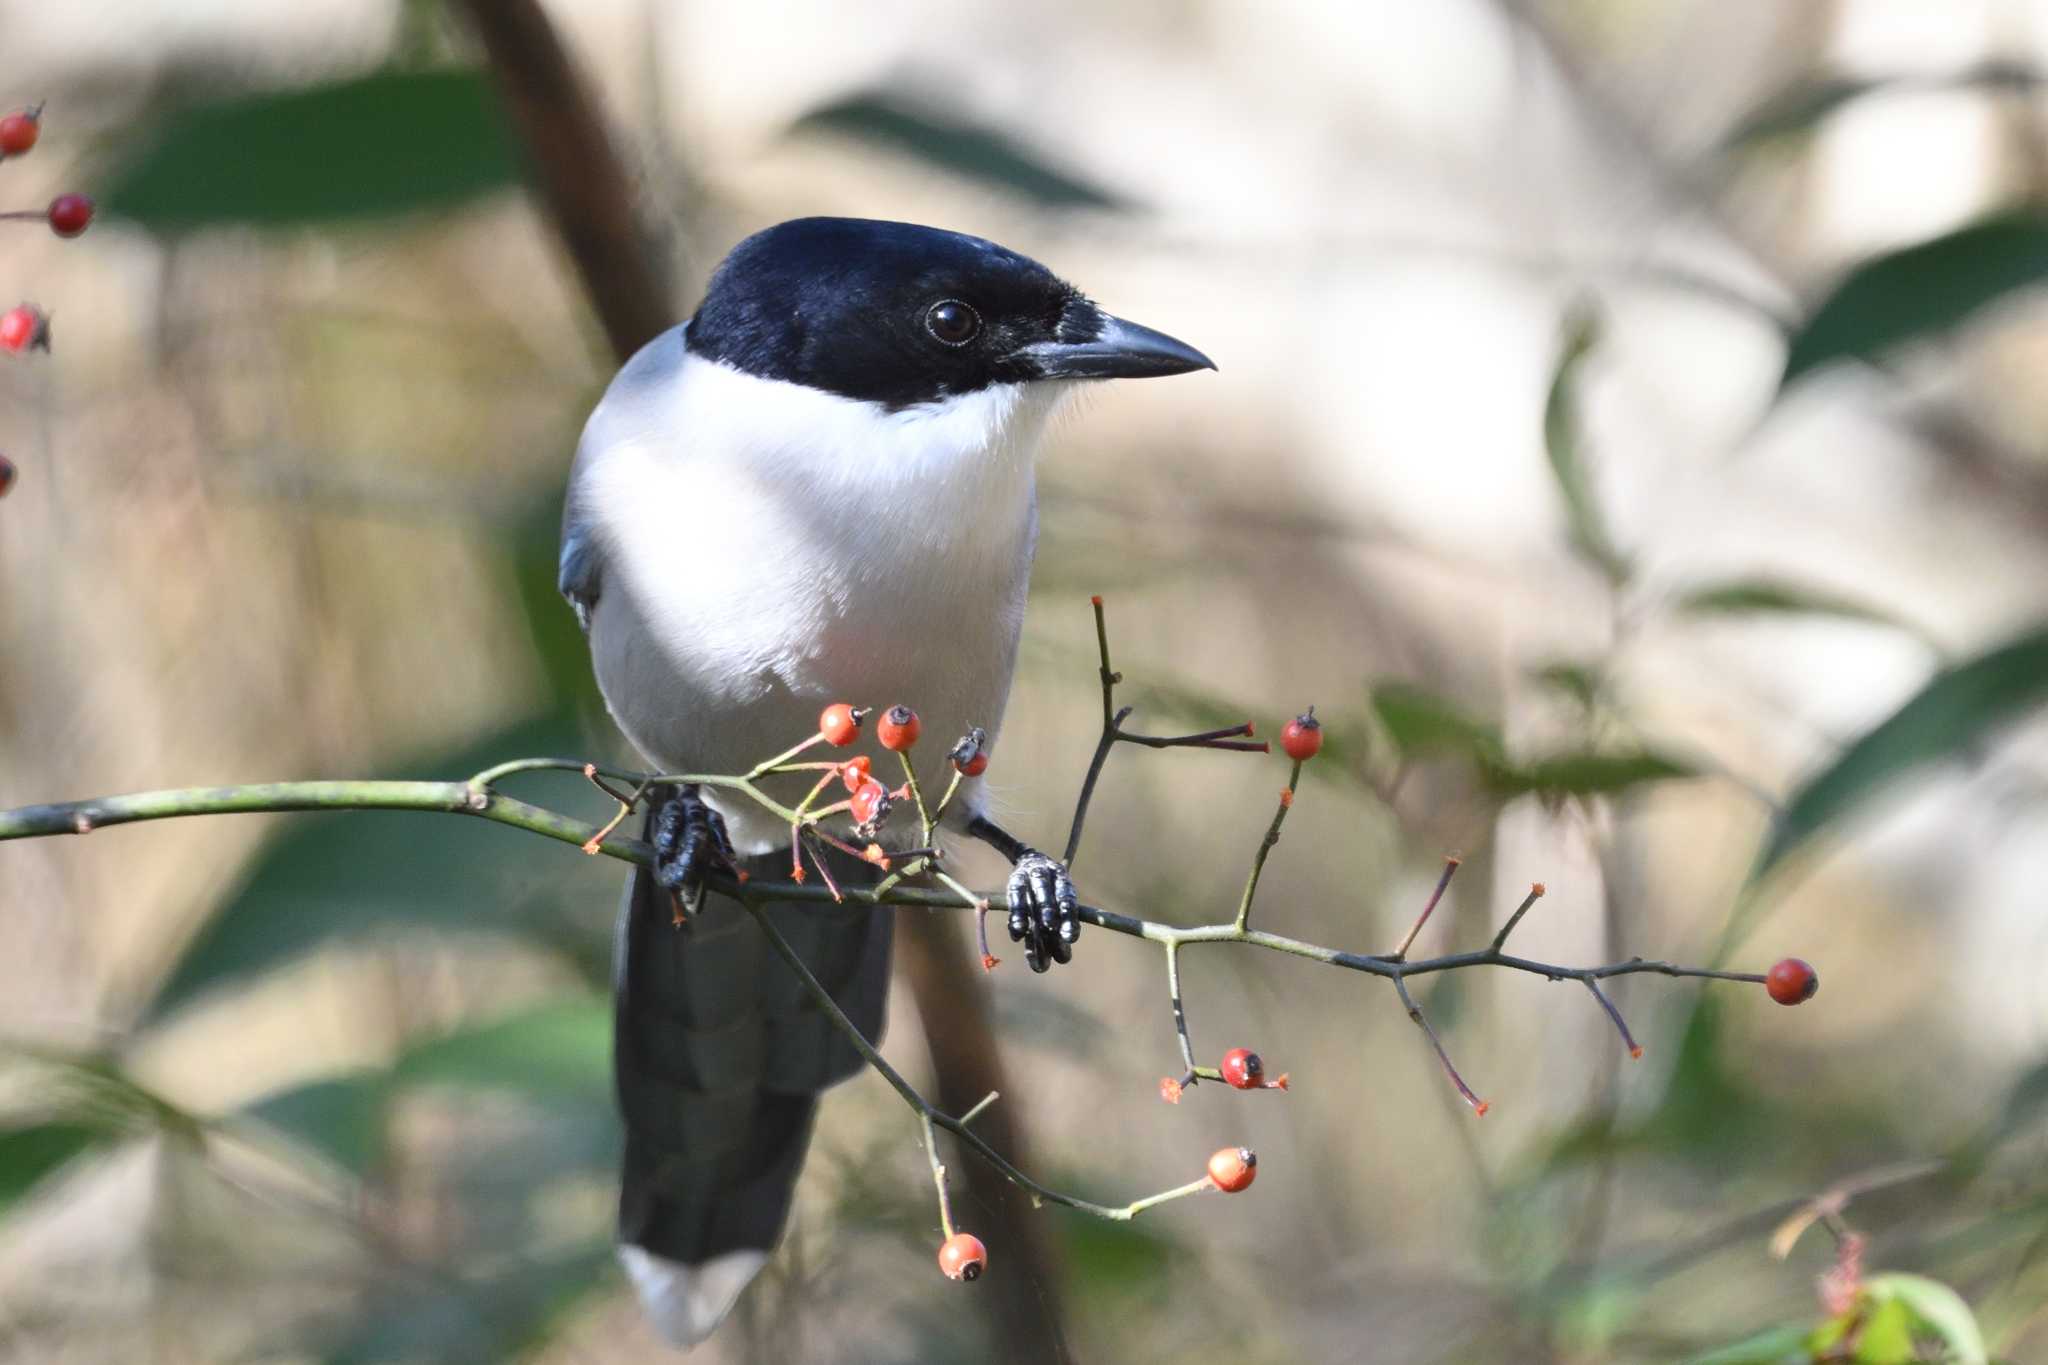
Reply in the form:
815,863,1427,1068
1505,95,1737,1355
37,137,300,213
2,101,97,500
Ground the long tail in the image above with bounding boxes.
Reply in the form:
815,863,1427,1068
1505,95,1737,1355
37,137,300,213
612,834,893,1347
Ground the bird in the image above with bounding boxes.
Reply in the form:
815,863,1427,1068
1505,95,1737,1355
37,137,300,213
559,216,1213,1347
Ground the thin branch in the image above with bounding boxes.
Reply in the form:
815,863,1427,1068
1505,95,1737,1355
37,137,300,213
1488,881,1547,953
1392,854,1462,960
1062,595,1266,869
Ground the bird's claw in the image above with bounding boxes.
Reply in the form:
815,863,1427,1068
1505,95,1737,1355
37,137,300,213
651,784,736,923
1005,849,1079,973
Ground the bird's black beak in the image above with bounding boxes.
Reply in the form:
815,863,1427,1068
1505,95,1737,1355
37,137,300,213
1025,313,1216,380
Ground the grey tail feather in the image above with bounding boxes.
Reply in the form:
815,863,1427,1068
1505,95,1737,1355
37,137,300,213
612,819,894,1334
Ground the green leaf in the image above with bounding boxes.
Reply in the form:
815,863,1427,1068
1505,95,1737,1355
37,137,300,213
239,1003,613,1180
141,711,612,1024
1753,623,2048,880
1781,214,2048,387
397,1000,609,1099
1543,306,1630,584
0,1121,109,1216
790,95,1125,210
1864,1273,1988,1365
323,1243,615,1365
1494,749,1695,799
1675,579,1911,632
1847,1294,1917,1363
1681,1325,1809,1365
1726,62,2044,150
99,69,522,230
1368,682,1506,767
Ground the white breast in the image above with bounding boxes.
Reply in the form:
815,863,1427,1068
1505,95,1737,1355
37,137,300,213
570,346,1067,852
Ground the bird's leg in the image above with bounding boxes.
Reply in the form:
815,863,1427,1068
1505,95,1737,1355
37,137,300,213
966,815,1079,973
651,783,737,924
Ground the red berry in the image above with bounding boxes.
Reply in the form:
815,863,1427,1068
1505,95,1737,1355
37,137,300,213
838,755,872,791
957,751,989,776
0,304,46,354
0,110,38,157
849,777,890,826
1207,1146,1256,1193
1219,1048,1264,1089
0,454,15,498
1280,710,1323,762
878,704,921,752
46,193,92,238
938,1232,986,1281
1766,957,1819,1006
818,703,862,746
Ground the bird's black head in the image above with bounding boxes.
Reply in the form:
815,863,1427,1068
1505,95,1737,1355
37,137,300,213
684,217,1213,410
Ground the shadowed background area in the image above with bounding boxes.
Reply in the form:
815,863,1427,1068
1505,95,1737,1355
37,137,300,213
4,1,2048,1361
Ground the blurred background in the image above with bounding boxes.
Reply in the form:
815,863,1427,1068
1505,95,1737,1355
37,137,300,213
3,0,2048,1360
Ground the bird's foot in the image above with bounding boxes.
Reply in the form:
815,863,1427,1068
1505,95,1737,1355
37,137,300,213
1005,849,1079,973
651,784,737,924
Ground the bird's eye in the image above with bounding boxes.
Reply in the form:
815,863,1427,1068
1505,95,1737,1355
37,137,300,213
924,299,981,347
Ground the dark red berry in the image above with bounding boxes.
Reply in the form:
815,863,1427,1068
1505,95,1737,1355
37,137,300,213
1280,710,1323,762
0,110,38,157
1219,1048,1264,1089
0,304,46,354
938,1231,987,1281
46,193,92,238
1766,957,1819,1006
878,704,921,752
0,454,15,498
1207,1146,1256,1193
819,703,862,746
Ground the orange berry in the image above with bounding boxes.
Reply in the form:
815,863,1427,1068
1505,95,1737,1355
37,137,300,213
1280,710,1323,762
938,1232,987,1281
1219,1048,1264,1089
1207,1146,1256,1193
1766,957,1819,1006
878,704,921,752
839,755,872,791
818,703,862,746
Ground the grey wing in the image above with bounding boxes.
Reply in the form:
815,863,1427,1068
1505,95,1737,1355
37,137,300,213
559,322,692,633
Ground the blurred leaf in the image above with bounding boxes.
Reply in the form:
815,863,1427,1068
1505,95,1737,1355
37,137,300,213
509,490,605,713
790,94,1124,210
1752,623,2048,881
323,1243,615,1365
1781,214,2048,387
1543,306,1630,584
245,1074,388,1177
1843,1294,1916,1362
1061,1218,1182,1301
1726,62,2044,149
240,1003,613,1181
100,69,522,230
1864,1273,1987,1364
397,999,609,1099
0,1121,109,1216
1682,1324,1808,1364
1675,579,1911,632
141,710,608,1024
1529,660,1603,710
1369,682,1506,767
1495,749,1695,799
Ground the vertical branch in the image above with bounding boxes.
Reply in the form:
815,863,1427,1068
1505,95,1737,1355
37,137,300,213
454,0,675,362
